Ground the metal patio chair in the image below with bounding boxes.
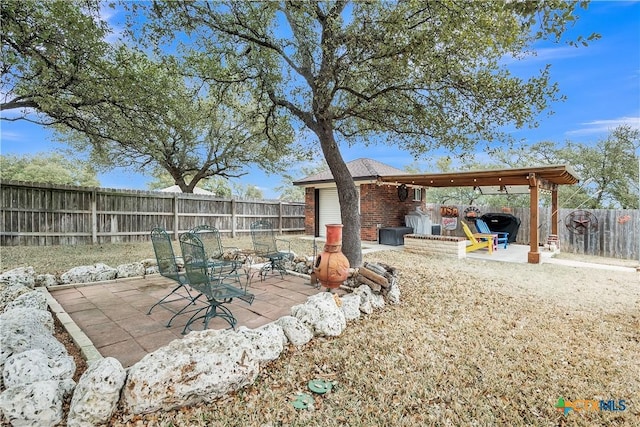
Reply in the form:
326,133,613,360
250,220,292,280
190,224,244,286
190,224,239,262
147,227,202,326
179,232,255,334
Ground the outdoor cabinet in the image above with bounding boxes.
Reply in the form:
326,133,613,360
379,227,413,246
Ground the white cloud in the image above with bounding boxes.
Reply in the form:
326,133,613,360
98,3,125,45
0,131,25,142
504,46,583,64
566,116,640,136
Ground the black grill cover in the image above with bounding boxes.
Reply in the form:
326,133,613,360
480,213,521,243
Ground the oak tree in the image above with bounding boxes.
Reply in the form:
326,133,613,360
131,1,596,264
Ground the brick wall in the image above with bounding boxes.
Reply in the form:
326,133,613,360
304,188,315,235
360,184,425,241
302,183,425,241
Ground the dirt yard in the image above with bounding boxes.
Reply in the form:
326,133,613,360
106,250,638,426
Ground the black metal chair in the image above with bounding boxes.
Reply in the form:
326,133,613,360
147,227,202,326
250,220,292,280
179,232,255,334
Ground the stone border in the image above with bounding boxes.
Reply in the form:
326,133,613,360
39,287,103,366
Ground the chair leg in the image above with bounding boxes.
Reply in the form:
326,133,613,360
147,283,194,314
182,301,237,334
165,292,204,327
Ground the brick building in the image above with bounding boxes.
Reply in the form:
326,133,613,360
293,158,426,241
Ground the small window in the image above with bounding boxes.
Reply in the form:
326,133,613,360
413,188,422,201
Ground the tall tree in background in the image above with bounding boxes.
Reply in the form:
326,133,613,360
1,0,111,121
539,126,640,209
57,51,301,193
0,153,99,187
138,1,595,266
3,1,303,193
276,159,329,202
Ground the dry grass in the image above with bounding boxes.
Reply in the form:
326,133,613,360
552,251,639,269
110,251,637,427
2,239,638,426
0,235,316,275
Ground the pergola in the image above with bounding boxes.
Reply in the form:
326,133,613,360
378,164,580,264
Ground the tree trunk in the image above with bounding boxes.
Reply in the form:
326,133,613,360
316,121,363,267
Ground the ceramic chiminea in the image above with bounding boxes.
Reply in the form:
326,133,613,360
314,224,350,289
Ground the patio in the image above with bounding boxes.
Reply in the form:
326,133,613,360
47,272,328,368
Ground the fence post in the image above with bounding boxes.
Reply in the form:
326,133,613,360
91,189,97,244
279,201,283,234
231,198,237,238
173,194,179,241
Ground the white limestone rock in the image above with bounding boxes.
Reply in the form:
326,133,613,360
275,316,313,347
2,348,75,389
340,294,362,321
67,357,126,427
123,329,260,414
140,258,157,268
352,285,374,314
5,290,48,311
291,292,346,337
60,263,117,284
0,379,75,427
116,262,146,279
0,308,64,368
371,292,386,309
145,266,160,275
0,283,32,312
35,274,59,287
237,323,287,364
0,267,36,289
386,281,401,305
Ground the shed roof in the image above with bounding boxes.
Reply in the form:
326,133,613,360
293,158,406,186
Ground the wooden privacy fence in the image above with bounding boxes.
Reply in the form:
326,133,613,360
425,203,639,260
0,180,305,246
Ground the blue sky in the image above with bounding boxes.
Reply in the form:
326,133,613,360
1,1,639,199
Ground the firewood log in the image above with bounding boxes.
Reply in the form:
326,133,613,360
356,274,381,292
359,267,390,288
363,262,387,276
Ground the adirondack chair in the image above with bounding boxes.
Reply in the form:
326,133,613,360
147,227,202,327
461,221,494,254
179,232,255,334
250,220,292,280
474,218,509,249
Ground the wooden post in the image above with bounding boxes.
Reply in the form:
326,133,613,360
173,194,179,241
91,189,97,244
279,201,283,234
231,198,237,238
528,173,541,263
